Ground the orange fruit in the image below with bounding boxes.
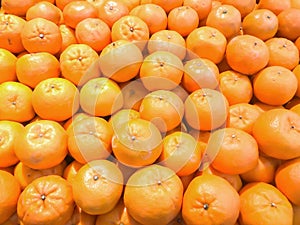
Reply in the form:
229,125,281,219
241,155,280,183
158,131,203,176
139,51,184,91
220,0,256,18
14,120,68,170
0,170,21,224
253,66,298,106
98,0,129,28
189,129,211,143
239,182,293,225
63,1,98,29
186,26,227,64
183,0,212,20
17,175,74,225
293,204,300,225
72,159,124,215
99,40,143,83
59,43,100,86
67,116,114,164
111,15,150,45
56,0,75,10
242,9,278,41
26,1,62,25
109,109,140,132
184,88,229,131
32,77,80,122
253,100,285,112
275,157,300,205
95,199,142,225
21,17,62,54
206,4,242,39
79,77,123,117
290,104,300,116
64,112,91,130
167,6,199,37
257,0,291,15
63,160,84,183
277,8,300,41
2,0,36,17
0,14,26,54
182,58,219,92
208,127,259,174
130,3,168,34
112,118,163,167
182,173,240,225
124,164,184,225
119,0,140,11
59,24,78,54
0,48,17,83
140,0,184,13
225,34,269,75
265,37,299,70
66,206,97,225
293,64,300,98
14,160,67,190
229,103,262,134
16,52,60,88
75,18,111,52
0,81,35,122
139,90,184,132
252,108,300,160
147,29,186,60
0,120,23,167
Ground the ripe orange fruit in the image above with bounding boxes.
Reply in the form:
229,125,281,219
95,199,142,225
209,127,259,174
16,52,60,88
112,118,163,167
182,58,219,92
252,108,300,160
242,9,278,41
265,37,299,70
59,43,100,86
139,51,184,91
277,8,300,41
253,100,285,112
109,109,140,132
32,77,80,121
183,0,212,20
79,77,123,117
66,206,97,225
257,0,291,15
140,0,184,13
168,6,199,37
130,3,168,34
220,0,256,18
239,182,293,225
158,131,203,176
17,175,74,225
229,103,262,134
293,204,300,225
21,17,62,54
139,90,184,132
98,0,129,28
0,81,35,122
67,116,114,164
26,1,62,25
0,170,21,224
99,40,143,83
72,160,124,215
293,64,300,98
56,0,75,10
225,34,269,75
14,160,67,190
2,0,36,17
184,88,229,131
0,14,26,54
111,15,150,45
0,120,23,167
182,174,240,225
241,155,280,183
147,29,186,60
275,157,300,205
186,26,227,64
63,1,98,29
0,48,17,83
124,164,184,225
253,66,298,106
63,160,83,183
14,120,68,170
206,4,242,39
59,24,78,54
75,18,111,52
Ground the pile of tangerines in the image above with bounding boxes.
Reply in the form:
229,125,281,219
1,0,300,224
